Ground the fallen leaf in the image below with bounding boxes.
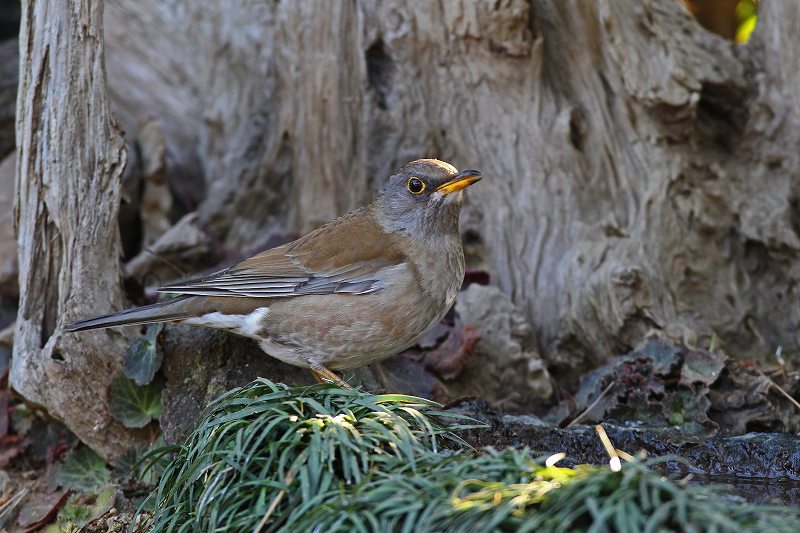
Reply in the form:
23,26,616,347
680,349,727,387
420,318,480,381
54,447,110,491
17,490,69,531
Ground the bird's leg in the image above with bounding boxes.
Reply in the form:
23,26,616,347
309,363,353,390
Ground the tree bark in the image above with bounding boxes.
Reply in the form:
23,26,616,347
100,0,800,385
12,0,148,459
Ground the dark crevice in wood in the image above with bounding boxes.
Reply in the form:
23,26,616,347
568,106,587,153
789,195,800,240
40,205,60,349
695,81,750,150
365,38,393,111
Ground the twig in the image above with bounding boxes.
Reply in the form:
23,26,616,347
254,470,295,533
615,449,636,463
595,424,621,472
545,452,566,467
142,247,187,277
758,369,800,412
0,488,28,521
566,381,615,428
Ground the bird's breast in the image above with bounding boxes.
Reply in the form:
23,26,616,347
407,234,465,312
253,252,462,369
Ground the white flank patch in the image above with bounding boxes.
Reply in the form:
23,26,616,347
183,307,269,339
241,307,270,337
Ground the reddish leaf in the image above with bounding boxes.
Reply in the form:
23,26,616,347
420,319,480,381
17,490,70,531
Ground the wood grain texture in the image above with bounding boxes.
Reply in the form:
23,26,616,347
98,0,800,382
12,0,148,459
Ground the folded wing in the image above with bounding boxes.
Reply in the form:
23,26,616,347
158,208,408,298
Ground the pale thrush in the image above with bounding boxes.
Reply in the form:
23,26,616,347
67,159,482,386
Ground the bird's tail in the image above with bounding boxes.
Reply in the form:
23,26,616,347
65,297,192,332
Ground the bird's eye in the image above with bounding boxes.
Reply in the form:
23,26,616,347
406,177,425,195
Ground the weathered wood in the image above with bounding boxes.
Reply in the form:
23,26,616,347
101,0,800,384
12,0,148,459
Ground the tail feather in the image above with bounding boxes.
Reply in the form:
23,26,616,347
65,297,192,332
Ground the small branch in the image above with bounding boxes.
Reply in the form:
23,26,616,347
615,449,636,463
142,247,188,277
758,369,800,412
566,381,615,428
595,424,621,472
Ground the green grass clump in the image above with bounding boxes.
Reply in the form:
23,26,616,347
139,379,800,533
140,378,470,532
281,453,799,533
281,447,590,532
525,458,798,533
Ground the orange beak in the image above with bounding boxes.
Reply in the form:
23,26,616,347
435,169,482,195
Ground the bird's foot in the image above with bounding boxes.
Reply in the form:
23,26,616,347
310,365,353,390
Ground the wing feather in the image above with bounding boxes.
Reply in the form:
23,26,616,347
157,208,411,299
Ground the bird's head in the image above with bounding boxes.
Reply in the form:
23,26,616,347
373,159,482,239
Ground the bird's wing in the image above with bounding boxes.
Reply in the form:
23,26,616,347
157,208,409,298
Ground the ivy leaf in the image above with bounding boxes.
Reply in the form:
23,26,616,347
123,324,164,385
109,373,164,428
55,447,110,491
44,486,117,532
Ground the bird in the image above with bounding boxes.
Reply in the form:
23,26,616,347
67,159,482,388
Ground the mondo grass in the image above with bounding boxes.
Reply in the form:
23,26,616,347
280,452,800,533
138,378,473,532
138,379,800,532
280,447,592,532
523,458,800,533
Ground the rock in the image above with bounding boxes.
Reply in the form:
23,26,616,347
159,324,378,443
451,284,554,412
0,152,16,299
159,325,309,443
